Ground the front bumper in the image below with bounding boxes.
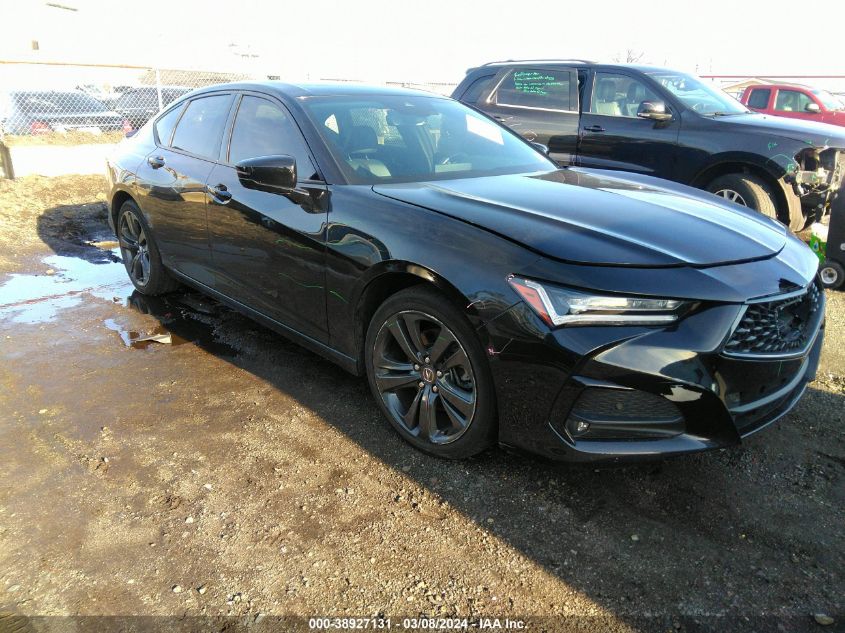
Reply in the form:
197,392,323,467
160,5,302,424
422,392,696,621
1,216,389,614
482,287,825,463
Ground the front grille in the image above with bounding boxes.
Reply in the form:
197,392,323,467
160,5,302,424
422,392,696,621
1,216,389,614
723,281,823,358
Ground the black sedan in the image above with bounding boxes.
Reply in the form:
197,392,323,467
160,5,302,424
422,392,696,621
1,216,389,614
1,90,125,135
105,82,825,462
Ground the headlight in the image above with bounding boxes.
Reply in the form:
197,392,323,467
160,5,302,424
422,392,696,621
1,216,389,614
508,276,687,327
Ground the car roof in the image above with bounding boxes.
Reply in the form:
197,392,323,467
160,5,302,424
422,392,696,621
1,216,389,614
189,80,441,99
746,83,812,90
468,60,686,75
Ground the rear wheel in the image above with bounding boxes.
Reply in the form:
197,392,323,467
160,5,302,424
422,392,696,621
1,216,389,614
364,286,496,459
117,200,179,296
707,173,779,221
820,261,844,290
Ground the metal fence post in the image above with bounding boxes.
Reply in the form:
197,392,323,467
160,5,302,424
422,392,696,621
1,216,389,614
155,67,163,111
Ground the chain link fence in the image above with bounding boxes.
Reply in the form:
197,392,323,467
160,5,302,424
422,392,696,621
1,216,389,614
0,60,457,178
0,61,259,144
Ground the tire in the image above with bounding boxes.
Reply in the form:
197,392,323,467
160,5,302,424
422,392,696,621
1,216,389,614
820,260,845,290
116,200,179,296
778,181,808,232
706,173,779,221
364,286,496,459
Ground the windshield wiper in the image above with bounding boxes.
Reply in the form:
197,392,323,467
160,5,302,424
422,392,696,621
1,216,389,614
702,111,752,117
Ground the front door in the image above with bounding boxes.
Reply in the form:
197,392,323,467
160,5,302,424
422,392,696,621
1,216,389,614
771,88,819,122
206,94,329,342
577,71,680,179
481,66,580,165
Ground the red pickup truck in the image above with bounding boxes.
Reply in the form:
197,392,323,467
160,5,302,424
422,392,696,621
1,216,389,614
740,84,845,126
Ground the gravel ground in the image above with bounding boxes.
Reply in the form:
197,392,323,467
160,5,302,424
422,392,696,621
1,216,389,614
0,175,842,633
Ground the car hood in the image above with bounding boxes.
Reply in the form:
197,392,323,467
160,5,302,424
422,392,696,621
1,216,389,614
717,112,845,145
373,168,787,267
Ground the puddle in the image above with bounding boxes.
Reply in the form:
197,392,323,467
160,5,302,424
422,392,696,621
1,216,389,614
103,319,187,349
118,291,239,356
0,243,239,356
0,248,133,324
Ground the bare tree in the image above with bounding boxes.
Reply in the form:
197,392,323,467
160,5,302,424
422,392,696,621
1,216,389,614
613,49,646,63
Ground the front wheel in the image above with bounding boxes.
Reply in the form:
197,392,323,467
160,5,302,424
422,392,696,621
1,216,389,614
364,286,496,459
707,173,779,221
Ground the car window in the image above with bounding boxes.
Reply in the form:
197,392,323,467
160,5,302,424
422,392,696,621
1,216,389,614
495,69,573,111
171,94,233,159
746,88,771,109
301,95,554,185
590,72,661,117
774,89,812,113
228,95,318,180
461,75,495,103
154,104,185,146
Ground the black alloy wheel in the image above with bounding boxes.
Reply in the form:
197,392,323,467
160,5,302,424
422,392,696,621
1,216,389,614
365,287,495,458
116,200,179,295
119,208,152,288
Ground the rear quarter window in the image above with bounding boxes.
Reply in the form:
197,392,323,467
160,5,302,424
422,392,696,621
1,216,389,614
154,103,185,146
461,75,495,103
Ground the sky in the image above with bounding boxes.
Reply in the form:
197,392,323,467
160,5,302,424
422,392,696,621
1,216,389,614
1,0,844,84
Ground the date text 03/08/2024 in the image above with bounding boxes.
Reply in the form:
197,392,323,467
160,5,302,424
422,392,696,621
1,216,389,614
308,617,527,629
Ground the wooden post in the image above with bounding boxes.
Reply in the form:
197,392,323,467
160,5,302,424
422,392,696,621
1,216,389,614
0,139,14,180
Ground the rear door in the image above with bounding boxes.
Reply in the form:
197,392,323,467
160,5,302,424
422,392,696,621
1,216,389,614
480,66,580,165
206,93,329,342
745,87,773,113
577,70,680,179
137,93,235,284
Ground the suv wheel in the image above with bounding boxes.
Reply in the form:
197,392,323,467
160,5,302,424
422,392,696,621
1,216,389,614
707,174,778,221
117,200,179,295
364,286,496,459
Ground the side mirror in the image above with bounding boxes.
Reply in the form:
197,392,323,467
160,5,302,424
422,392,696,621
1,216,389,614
235,155,296,192
637,101,673,122
531,142,549,155
805,102,821,114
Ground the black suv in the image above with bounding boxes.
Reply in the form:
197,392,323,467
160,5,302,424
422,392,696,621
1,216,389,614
453,60,845,230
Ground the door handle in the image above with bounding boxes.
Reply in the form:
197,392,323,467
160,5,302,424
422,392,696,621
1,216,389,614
583,125,605,133
208,183,232,204
147,155,165,169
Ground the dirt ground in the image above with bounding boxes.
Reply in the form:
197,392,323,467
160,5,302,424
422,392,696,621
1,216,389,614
0,175,842,633
2,131,125,147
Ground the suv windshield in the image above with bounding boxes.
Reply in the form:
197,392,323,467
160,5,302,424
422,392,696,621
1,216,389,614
812,89,844,111
647,72,749,115
301,95,554,184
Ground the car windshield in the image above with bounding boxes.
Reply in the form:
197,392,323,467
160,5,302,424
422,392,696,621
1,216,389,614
647,72,749,115
811,89,844,111
12,91,109,113
300,95,555,184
